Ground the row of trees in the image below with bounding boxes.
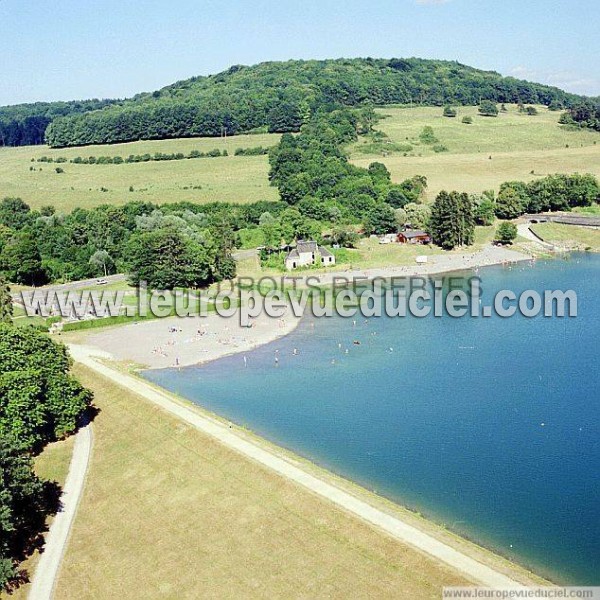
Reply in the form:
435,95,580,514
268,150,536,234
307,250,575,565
37,148,237,165
494,173,600,217
42,58,582,147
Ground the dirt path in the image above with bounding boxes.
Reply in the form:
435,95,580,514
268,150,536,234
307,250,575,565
27,424,93,600
69,344,525,589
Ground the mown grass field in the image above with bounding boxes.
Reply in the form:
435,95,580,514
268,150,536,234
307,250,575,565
0,133,280,211
350,105,600,200
49,364,478,599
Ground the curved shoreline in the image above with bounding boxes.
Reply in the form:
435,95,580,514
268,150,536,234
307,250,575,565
58,246,555,587
80,244,532,371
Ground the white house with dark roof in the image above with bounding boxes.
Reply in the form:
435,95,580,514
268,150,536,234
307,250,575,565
284,240,335,270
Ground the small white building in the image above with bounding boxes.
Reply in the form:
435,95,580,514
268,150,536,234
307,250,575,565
284,240,336,270
379,233,398,244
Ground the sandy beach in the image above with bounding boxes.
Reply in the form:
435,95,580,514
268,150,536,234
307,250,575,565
287,244,532,287
86,307,301,369
84,244,531,370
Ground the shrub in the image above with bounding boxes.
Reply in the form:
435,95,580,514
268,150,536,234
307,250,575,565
462,116,473,124
432,144,448,153
478,100,498,117
443,106,457,118
419,126,438,144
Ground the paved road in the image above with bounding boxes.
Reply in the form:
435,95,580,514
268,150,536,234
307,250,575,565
28,424,93,600
69,344,525,589
524,212,600,227
232,248,259,261
517,223,556,250
13,274,127,302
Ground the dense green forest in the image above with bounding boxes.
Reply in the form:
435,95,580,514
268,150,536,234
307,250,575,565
1,58,586,148
0,99,118,147
0,197,283,286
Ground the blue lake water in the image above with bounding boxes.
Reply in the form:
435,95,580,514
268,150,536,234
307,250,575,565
143,254,600,584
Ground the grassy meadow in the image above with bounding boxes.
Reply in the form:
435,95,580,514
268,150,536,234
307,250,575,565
350,105,600,199
0,133,280,211
1,105,599,213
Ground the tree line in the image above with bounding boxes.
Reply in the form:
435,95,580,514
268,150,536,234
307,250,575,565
0,98,118,147
34,146,270,166
0,197,290,287
35,58,582,147
0,303,93,589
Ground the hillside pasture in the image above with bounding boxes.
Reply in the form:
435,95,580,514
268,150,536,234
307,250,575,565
350,104,600,199
353,104,600,157
2,105,600,213
0,133,280,211
352,145,600,200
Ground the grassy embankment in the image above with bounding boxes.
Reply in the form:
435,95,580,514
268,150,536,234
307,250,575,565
11,363,543,599
530,222,600,250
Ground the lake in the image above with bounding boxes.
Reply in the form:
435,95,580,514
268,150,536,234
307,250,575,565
143,254,600,585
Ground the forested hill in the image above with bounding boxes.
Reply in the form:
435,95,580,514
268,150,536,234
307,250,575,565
1,58,587,148
0,98,118,146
